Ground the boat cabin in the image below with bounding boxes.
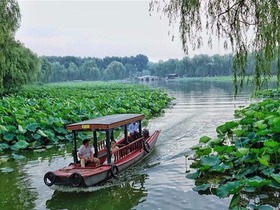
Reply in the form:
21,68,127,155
66,114,144,164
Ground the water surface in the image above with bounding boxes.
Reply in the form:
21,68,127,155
0,79,254,210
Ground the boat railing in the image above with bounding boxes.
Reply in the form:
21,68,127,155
114,137,144,162
97,137,125,152
97,139,106,151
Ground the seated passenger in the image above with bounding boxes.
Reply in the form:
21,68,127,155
78,139,100,167
111,140,119,154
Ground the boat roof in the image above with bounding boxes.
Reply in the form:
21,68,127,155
66,114,145,131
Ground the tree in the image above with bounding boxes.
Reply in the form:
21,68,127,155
149,1,280,93
79,59,100,81
38,57,53,83
134,54,149,73
103,61,126,81
0,0,21,94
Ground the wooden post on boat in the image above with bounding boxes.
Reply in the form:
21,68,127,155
124,124,128,144
93,130,98,158
110,129,114,141
138,120,142,137
106,130,112,164
72,130,78,163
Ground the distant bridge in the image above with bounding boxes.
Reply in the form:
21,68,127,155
137,76,159,82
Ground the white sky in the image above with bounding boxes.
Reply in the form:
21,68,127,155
15,0,229,62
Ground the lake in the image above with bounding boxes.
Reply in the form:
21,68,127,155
0,79,255,210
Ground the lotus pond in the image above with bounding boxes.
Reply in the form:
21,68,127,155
0,79,279,210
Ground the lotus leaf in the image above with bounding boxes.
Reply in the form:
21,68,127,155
191,143,205,150
17,125,26,134
261,168,274,176
256,129,272,136
195,147,212,156
245,176,271,187
201,155,220,167
0,155,9,162
244,110,256,117
236,148,249,157
14,140,29,149
255,120,267,130
264,140,279,148
269,180,280,189
185,171,200,179
208,138,223,145
26,123,39,132
199,136,211,143
2,116,13,123
247,132,256,139
34,148,46,152
12,153,26,160
272,126,280,132
209,163,231,172
233,129,244,137
65,134,73,141
216,180,243,198
17,135,25,141
240,117,254,125
214,145,234,154
3,133,14,141
0,125,8,132
193,183,211,192
216,124,227,134
271,173,280,183
37,129,48,137
0,167,14,173
229,193,241,209
0,143,9,150
28,118,37,123
257,155,270,167
272,116,280,124
44,130,55,140
244,186,256,193
32,133,41,140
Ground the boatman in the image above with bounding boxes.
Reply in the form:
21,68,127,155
128,122,139,141
78,139,100,167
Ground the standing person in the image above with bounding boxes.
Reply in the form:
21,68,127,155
128,122,139,141
78,139,100,167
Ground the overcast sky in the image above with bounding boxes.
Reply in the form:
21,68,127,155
15,0,229,62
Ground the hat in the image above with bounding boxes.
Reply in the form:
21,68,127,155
82,139,90,145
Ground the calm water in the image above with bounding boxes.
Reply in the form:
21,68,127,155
0,80,255,210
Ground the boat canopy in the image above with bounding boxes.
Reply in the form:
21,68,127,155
66,114,145,131
66,114,145,164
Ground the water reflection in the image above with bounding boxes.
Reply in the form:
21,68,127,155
46,174,148,210
0,160,37,210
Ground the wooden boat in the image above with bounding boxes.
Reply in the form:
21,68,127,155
43,114,160,187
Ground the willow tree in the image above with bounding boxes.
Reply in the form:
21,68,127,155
0,0,21,94
150,1,280,93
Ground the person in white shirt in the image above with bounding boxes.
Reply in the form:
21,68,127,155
78,139,100,167
128,122,139,141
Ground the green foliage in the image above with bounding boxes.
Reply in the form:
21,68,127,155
0,82,172,151
150,1,280,93
187,89,280,208
103,61,126,80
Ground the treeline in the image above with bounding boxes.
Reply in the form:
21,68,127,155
2,49,279,96
39,53,279,83
39,54,149,83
